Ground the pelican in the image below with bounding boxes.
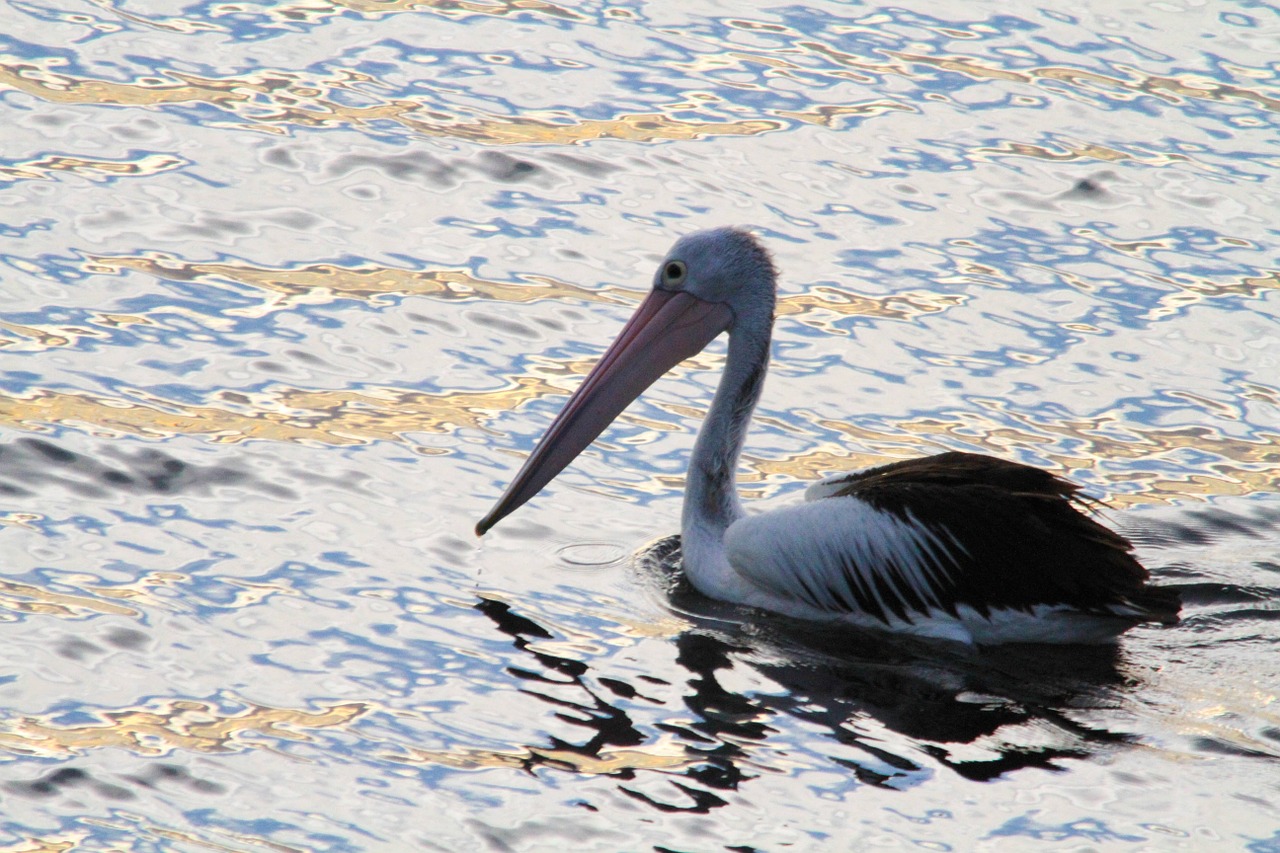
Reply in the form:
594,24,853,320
476,228,1180,644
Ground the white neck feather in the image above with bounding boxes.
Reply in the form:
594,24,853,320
680,322,769,598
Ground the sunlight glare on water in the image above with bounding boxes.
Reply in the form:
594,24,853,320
0,0,1278,850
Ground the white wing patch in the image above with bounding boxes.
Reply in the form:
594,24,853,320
723,496,963,621
803,472,859,502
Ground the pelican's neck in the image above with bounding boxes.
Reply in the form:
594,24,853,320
681,320,769,594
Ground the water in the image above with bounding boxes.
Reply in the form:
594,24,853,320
1,1,1278,849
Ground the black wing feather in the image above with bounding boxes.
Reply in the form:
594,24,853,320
822,452,1180,624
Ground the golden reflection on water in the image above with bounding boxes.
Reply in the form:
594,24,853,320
4,13,1275,156
771,402,1280,505
0,579,140,620
0,512,44,530
0,58,783,144
1063,235,1280,322
10,47,1264,156
2,821,290,853
433,112,781,146
2,237,1273,506
0,310,160,353
0,377,588,445
87,254,634,318
1142,270,1280,323
0,698,367,758
798,42,1280,114
0,61,252,109
51,0,574,36
390,738,694,775
6,243,1277,503
0,837,75,852
0,686,693,776
778,287,964,332
82,251,964,331
759,443,1279,508
0,153,187,185
3,370,1274,505
230,0,588,25
0,320,97,352
769,100,913,128
0,571,252,621
1163,681,1280,758
970,139,1192,168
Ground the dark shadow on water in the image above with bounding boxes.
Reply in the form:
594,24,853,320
0,436,296,500
1119,498,1280,637
0,435,386,503
472,541,1146,812
474,596,649,772
1121,499,1280,549
635,537,1140,783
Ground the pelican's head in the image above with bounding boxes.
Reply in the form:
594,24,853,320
652,227,777,329
476,227,776,536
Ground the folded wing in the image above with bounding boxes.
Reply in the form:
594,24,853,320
724,453,1180,630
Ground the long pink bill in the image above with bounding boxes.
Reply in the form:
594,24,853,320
476,289,733,536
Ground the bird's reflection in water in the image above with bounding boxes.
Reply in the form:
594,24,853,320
475,535,1147,812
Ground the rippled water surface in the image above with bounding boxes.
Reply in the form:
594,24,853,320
2,1,1279,849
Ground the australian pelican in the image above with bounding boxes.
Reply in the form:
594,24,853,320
476,228,1180,644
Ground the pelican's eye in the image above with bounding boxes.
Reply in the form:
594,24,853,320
661,260,687,287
